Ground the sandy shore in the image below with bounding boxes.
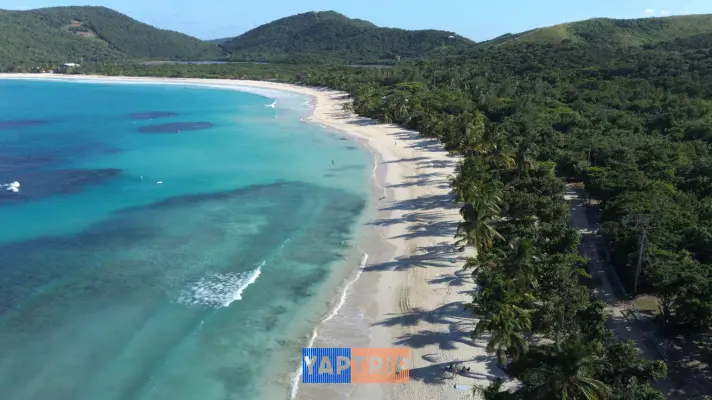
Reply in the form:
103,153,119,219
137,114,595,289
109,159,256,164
1,74,500,399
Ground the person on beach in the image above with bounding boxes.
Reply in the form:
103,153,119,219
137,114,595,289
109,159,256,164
446,364,457,378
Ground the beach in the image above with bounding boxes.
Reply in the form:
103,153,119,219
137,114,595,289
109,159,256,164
0,74,499,399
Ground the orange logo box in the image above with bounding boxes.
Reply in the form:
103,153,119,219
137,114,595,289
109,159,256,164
350,348,410,383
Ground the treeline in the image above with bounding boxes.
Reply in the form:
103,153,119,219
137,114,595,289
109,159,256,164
68,37,712,397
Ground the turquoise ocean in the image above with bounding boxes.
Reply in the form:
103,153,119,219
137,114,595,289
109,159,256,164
0,79,373,400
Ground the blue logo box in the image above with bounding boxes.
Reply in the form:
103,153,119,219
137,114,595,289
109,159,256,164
302,347,351,383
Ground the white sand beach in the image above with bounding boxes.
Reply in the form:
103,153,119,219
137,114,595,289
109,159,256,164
1,74,500,399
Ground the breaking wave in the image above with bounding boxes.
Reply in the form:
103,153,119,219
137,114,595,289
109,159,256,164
1,181,20,193
178,261,264,308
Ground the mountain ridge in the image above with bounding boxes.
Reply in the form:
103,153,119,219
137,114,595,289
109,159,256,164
477,14,712,48
218,10,474,63
0,6,224,70
3,7,712,70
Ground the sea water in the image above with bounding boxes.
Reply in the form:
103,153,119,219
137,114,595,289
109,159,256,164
0,79,372,400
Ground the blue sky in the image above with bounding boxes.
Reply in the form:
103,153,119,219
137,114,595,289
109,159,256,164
4,0,712,41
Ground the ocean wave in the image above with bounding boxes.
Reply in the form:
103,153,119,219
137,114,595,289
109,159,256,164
266,100,277,108
1,181,20,193
178,262,263,308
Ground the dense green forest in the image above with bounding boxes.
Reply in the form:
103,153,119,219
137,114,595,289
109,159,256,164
219,11,474,64
0,6,224,70
7,9,712,399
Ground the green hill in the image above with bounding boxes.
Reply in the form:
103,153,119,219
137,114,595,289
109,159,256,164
0,6,224,70
219,11,474,63
478,14,712,48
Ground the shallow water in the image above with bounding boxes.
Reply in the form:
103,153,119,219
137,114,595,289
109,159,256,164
0,79,371,400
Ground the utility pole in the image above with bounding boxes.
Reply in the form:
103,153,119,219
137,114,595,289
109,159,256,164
633,228,647,296
623,213,650,297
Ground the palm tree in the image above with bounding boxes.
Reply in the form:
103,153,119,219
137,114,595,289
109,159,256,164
503,237,540,289
489,141,517,172
455,199,503,253
464,247,504,274
459,111,488,157
479,125,516,171
468,275,532,366
449,174,479,204
515,140,538,176
514,340,610,400
473,301,531,365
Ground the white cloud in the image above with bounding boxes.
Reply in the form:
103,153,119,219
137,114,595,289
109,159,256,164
660,9,671,16
644,8,655,16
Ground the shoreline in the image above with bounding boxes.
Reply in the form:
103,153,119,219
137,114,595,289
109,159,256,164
0,74,499,400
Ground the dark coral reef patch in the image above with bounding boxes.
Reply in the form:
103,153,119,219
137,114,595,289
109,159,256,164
138,122,214,133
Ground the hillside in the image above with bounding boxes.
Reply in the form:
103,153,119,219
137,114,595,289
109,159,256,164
206,37,233,45
219,11,474,63
0,6,224,70
478,14,712,48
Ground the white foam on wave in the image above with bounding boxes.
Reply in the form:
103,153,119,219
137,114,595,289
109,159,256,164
289,252,368,399
266,100,277,108
178,261,264,308
370,153,387,198
1,181,20,193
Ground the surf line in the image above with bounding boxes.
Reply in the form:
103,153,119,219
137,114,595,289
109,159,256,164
371,153,387,199
289,252,369,399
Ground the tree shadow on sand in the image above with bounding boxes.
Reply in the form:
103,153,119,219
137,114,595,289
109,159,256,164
361,251,462,272
373,301,506,385
428,269,473,288
408,354,507,385
416,159,458,170
379,193,457,212
390,131,450,153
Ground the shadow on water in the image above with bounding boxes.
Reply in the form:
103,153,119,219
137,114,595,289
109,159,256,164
138,122,214,133
0,168,122,205
0,120,47,130
0,153,58,175
128,112,178,120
